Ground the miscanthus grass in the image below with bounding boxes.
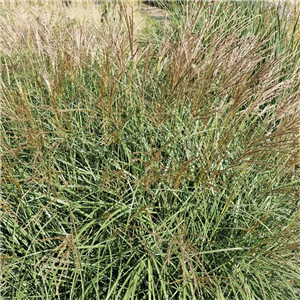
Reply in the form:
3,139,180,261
1,1,300,299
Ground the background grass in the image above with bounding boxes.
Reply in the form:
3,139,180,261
1,1,300,299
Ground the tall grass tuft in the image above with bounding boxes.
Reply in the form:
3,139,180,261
1,1,300,299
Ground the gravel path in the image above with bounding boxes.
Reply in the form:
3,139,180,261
137,3,172,22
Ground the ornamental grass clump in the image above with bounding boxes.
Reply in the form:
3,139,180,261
1,1,300,299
